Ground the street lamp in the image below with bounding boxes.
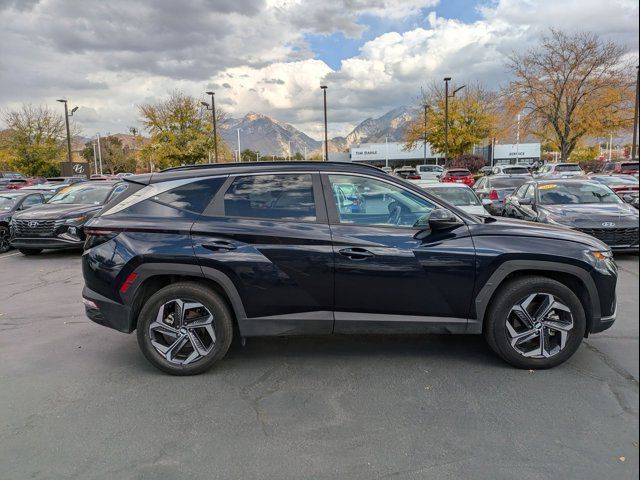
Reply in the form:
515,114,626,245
57,99,78,163
443,78,465,161
202,91,218,163
320,85,328,161
423,104,429,164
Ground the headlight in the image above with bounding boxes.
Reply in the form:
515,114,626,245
586,249,616,274
64,215,86,224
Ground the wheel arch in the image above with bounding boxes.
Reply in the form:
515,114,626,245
126,263,247,332
472,261,599,336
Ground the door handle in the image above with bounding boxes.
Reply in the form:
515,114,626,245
202,241,237,252
338,247,374,260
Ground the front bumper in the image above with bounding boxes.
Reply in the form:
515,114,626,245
10,236,84,250
590,302,617,334
82,286,133,333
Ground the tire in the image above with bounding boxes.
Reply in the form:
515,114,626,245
136,282,234,375
18,248,43,255
0,226,11,253
483,276,586,369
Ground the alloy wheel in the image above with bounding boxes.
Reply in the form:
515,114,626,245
505,293,574,359
149,299,216,365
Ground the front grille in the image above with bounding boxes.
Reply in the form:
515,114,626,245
576,227,639,247
13,219,65,237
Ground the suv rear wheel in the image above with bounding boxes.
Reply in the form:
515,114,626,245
484,276,586,369
136,282,234,375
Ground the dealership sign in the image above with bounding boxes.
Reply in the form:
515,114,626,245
493,143,541,160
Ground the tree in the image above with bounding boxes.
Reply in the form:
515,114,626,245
1,104,70,176
504,29,635,161
139,90,233,169
81,136,137,173
446,154,486,173
405,83,498,158
240,149,259,162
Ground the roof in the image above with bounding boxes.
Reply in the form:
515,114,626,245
423,182,473,189
135,161,384,184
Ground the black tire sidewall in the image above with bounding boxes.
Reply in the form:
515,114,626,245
0,226,10,253
136,282,234,375
485,277,586,369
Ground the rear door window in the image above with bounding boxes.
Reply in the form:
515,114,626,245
223,174,316,221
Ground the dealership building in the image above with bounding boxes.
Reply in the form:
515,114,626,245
332,141,541,168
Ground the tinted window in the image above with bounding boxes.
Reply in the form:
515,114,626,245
620,162,639,171
555,164,582,172
223,174,316,221
447,170,471,177
503,166,529,175
489,177,529,189
153,178,224,214
328,174,435,227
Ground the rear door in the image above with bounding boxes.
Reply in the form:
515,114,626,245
191,172,334,336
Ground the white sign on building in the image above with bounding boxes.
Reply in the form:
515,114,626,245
493,143,541,164
349,142,443,163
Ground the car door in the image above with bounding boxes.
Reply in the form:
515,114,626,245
191,172,334,336
510,184,537,220
322,173,476,334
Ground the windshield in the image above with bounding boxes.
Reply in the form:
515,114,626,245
395,169,417,178
48,184,113,205
621,162,639,171
0,195,19,210
503,167,529,175
489,177,529,189
430,187,480,206
417,165,442,173
539,182,622,205
555,164,582,172
447,170,471,177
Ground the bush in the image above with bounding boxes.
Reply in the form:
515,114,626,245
578,158,604,174
445,154,486,173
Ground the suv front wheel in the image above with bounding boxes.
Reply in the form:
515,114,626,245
484,276,586,369
136,282,234,375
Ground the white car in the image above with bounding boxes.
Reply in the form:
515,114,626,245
535,162,585,179
490,165,531,176
422,183,488,216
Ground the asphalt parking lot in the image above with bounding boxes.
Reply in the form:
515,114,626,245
0,251,638,480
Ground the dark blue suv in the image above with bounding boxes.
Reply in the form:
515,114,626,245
81,162,618,375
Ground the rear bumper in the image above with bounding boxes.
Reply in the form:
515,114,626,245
82,286,133,333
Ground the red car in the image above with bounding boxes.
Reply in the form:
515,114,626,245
601,161,639,176
587,174,639,196
3,177,46,190
440,168,475,187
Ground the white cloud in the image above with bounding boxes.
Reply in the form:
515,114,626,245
0,0,637,139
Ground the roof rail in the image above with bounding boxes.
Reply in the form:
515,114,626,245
160,161,382,173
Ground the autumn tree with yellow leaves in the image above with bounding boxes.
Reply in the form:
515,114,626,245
504,29,635,161
404,83,499,159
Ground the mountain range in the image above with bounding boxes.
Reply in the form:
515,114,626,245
219,106,419,156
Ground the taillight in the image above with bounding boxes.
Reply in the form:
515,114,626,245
489,189,499,200
409,175,421,180
84,229,119,250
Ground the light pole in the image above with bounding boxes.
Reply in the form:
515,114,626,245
96,133,103,175
56,99,78,163
443,78,465,161
423,104,428,164
201,91,218,163
91,142,98,175
237,129,241,162
320,85,329,161
632,65,639,161
516,112,521,165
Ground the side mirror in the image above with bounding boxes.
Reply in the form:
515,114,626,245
414,208,462,240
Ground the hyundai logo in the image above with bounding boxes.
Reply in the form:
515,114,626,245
28,221,39,228
601,222,616,227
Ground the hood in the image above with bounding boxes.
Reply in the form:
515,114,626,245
473,216,610,250
538,203,639,228
11,203,101,220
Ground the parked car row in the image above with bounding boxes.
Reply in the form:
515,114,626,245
1,180,126,254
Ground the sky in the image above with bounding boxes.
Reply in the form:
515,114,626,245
0,0,638,140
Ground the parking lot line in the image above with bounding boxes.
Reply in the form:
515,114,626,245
0,252,20,259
